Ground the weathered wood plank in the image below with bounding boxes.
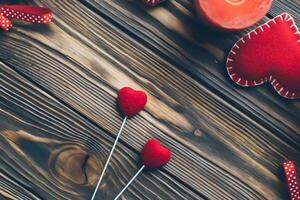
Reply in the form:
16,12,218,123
0,1,298,200
0,0,299,199
0,62,201,200
0,27,267,199
1,171,40,200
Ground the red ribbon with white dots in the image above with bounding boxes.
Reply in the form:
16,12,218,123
0,5,52,31
283,161,300,200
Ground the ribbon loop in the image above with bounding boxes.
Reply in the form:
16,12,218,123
0,5,52,31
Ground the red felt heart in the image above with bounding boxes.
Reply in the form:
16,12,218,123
118,87,147,117
227,13,300,99
141,139,171,169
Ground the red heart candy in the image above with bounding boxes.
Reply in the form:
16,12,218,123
227,13,300,99
118,87,147,117
141,139,171,169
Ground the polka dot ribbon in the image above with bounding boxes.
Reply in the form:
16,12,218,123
0,5,52,31
283,161,300,200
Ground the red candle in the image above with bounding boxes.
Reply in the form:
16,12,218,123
195,0,273,31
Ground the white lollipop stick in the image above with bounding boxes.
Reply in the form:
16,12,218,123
114,138,171,200
113,165,145,200
91,116,128,200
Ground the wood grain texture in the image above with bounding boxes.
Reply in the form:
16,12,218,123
269,0,300,26
0,62,201,200
0,0,299,199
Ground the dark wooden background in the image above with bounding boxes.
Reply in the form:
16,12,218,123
0,0,299,199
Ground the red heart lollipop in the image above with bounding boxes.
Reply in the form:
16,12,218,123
118,87,147,117
141,139,172,169
113,139,172,199
227,13,300,99
91,87,147,200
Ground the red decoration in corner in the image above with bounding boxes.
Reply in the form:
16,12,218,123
141,139,172,169
118,87,147,117
283,161,300,200
144,0,166,6
227,13,300,99
0,5,52,31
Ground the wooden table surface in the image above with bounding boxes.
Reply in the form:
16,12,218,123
0,0,299,199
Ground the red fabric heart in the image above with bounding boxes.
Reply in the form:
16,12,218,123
118,87,147,117
227,13,300,99
141,139,171,169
